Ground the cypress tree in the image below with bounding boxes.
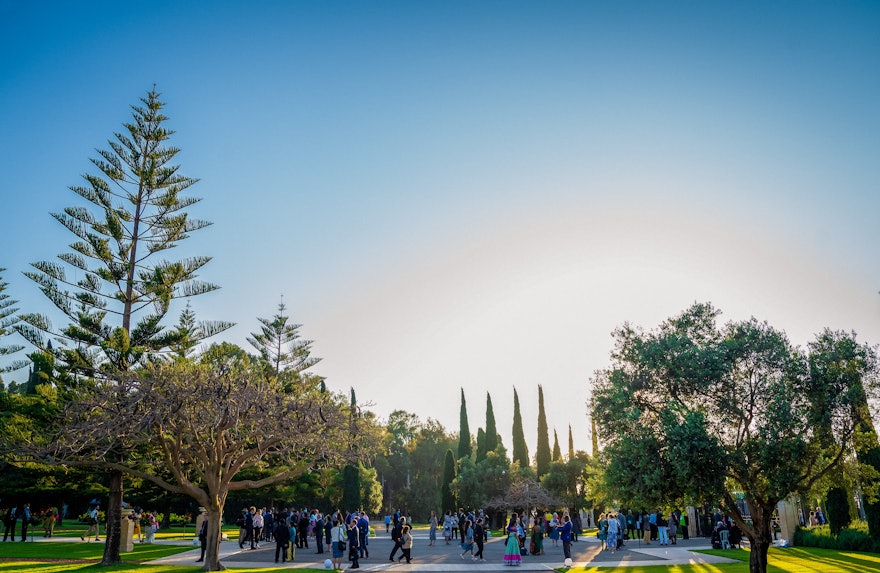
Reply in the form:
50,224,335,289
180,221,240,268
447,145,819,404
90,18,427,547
536,385,551,477
512,387,529,467
568,424,575,460
441,449,457,512
591,416,599,458
476,428,487,462
342,464,361,512
458,388,472,459
552,429,562,461
485,392,499,452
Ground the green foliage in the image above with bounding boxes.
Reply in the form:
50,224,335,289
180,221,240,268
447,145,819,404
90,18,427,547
342,464,361,512
476,428,487,463
0,268,27,380
453,445,511,510
535,385,551,478
552,429,562,462
485,392,498,453
441,449,456,513
248,301,319,377
794,522,880,553
825,487,851,536
18,87,229,374
511,387,529,468
458,388,472,459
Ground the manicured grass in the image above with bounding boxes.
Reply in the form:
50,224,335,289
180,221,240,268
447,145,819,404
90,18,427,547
0,541,190,562
577,546,880,572
0,565,326,573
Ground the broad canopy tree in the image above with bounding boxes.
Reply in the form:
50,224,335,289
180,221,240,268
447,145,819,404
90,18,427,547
591,303,873,573
29,354,367,572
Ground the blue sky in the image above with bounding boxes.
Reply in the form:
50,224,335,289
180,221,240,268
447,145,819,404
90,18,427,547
2,1,879,454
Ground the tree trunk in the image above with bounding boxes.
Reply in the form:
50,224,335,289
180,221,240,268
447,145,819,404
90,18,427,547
202,505,226,571
748,514,773,573
101,469,123,565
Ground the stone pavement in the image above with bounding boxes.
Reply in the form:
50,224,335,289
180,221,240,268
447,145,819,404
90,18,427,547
146,530,742,570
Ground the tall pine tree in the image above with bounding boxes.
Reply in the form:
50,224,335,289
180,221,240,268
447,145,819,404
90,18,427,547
458,388,472,459
512,387,529,468
17,88,229,565
0,268,27,381
535,385,551,477
247,299,319,377
485,392,499,453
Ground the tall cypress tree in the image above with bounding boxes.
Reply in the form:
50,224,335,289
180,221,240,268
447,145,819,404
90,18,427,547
441,449,456,512
552,429,562,461
476,428,487,463
18,88,229,565
342,464,362,512
458,388,472,459
536,385,551,477
567,424,575,460
591,416,599,458
512,387,529,468
485,392,499,453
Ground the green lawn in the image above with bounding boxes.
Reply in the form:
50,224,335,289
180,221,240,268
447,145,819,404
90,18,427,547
577,546,880,573
0,541,190,562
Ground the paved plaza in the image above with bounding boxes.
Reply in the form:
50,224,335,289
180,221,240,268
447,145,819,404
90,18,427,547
146,529,741,570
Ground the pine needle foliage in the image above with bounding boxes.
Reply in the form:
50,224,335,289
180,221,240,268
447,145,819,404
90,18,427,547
17,87,229,373
247,300,319,376
0,268,28,378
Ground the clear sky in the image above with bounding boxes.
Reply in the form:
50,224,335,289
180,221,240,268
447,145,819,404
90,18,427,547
2,1,879,456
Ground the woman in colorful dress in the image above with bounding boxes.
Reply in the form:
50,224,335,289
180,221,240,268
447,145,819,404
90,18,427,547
597,513,608,551
504,513,522,566
549,512,560,547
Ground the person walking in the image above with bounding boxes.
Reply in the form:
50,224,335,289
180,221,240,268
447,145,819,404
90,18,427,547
460,519,474,559
398,524,413,563
252,509,264,549
503,514,522,566
357,512,369,558
82,505,100,542
388,516,404,561
473,518,485,561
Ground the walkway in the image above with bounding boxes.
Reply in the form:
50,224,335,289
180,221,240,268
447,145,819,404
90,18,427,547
147,531,741,570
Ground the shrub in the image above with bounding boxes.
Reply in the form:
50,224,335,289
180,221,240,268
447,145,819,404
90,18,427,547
794,522,880,553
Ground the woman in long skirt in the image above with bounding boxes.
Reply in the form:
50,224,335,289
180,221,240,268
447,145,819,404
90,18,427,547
429,511,438,546
504,514,522,566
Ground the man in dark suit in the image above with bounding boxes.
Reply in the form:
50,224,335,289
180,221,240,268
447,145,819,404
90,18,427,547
2,506,16,542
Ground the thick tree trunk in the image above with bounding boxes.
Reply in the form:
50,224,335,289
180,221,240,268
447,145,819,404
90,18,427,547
202,505,226,571
747,514,773,573
101,469,123,565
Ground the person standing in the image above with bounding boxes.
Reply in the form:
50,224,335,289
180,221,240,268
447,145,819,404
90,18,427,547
252,509,264,549
680,510,689,540
606,512,619,554
244,507,256,549
657,511,668,546
2,506,16,542
196,515,209,562
331,517,346,570
642,511,651,545
473,518,485,561
560,514,573,561
428,510,438,546
668,511,678,545
347,517,360,569
357,512,369,558
503,513,522,566
273,516,291,563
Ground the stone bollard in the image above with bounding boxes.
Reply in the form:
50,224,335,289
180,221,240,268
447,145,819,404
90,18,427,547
120,510,134,553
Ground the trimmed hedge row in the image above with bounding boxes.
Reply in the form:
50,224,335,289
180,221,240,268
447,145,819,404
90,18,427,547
794,522,880,553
